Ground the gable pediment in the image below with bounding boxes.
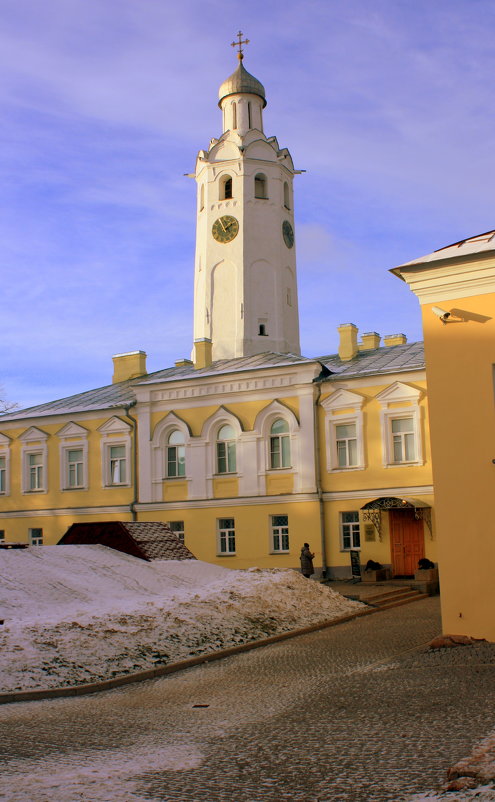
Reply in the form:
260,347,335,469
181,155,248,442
57,421,89,440
0,432,11,446
19,426,49,443
97,416,131,435
321,389,365,412
375,382,422,406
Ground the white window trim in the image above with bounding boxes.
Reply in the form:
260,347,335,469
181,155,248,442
98,417,132,488
57,422,89,491
321,390,365,473
217,517,236,556
340,511,361,552
376,382,423,468
270,514,290,554
200,409,244,496
150,413,191,500
20,427,49,494
29,527,43,546
254,400,300,477
0,434,11,496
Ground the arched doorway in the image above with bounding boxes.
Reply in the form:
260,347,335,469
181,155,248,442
361,497,431,577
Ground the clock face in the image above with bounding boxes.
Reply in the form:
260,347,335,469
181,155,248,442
282,220,294,249
212,215,239,243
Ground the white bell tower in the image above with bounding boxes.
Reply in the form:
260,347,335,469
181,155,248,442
192,34,301,365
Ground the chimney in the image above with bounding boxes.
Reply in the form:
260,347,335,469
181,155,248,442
194,338,213,369
175,358,193,368
112,351,147,384
383,333,407,347
359,332,381,351
338,324,358,361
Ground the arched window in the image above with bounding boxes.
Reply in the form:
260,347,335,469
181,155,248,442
270,419,290,469
254,173,267,199
247,101,252,129
283,182,290,210
216,424,236,474
232,101,237,130
220,175,233,200
166,430,185,478
199,184,204,211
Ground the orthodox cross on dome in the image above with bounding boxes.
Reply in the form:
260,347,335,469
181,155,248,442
231,31,250,60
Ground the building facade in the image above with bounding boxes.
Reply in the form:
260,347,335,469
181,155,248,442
0,50,437,579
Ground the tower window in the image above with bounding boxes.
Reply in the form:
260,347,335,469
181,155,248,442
284,182,291,210
232,101,237,130
248,101,252,129
199,184,204,211
259,323,268,336
254,173,267,199
220,175,233,200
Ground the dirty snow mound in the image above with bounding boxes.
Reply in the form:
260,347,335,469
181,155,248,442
0,546,363,692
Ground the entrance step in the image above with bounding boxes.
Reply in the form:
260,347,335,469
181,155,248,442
364,586,430,610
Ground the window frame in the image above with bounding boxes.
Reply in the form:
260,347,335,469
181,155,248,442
98,417,132,489
376,382,423,468
167,520,185,544
340,511,361,551
0,448,9,495
20,427,48,495
216,424,237,475
217,517,236,555
322,391,365,473
334,419,359,470
165,430,186,479
29,527,43,547
269,419,291,470
270,514,290,553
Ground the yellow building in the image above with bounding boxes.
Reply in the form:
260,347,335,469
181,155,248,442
393,230,495,640
0,48,437,581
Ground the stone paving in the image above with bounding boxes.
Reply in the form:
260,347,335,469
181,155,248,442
1,596,495,801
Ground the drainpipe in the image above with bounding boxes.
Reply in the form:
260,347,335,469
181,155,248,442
123,402,138,522
313,381,327,578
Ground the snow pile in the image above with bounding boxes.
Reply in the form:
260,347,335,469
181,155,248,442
0,545,363,692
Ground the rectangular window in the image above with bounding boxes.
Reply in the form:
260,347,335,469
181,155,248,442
271,515,289,552
28,453,43,491
168,521,185,544
217,442,236,474
218,518,236,554
335,423,358,468
340,511,360,551
29,528,43,546
67,449,84,488
391,418,415,463
109,445,127,484
0,530,5,542
0,456,5,493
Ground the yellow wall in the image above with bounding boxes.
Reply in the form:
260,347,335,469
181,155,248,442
318,380,431,493
420,293,495,639
139,501,321,570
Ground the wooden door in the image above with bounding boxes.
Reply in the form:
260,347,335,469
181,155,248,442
389,509,425,576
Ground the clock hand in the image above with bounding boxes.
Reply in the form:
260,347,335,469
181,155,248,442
220,218,227,232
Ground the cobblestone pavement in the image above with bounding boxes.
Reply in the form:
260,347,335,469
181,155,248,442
1,597,495,802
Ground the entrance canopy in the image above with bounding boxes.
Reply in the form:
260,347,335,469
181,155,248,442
361,497,432,540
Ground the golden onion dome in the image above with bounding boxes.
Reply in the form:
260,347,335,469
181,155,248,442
218,61,266,108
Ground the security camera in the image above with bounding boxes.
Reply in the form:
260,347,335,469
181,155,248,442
431,306,451,323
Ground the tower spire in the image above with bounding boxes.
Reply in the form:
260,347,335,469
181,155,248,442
230,30,250,61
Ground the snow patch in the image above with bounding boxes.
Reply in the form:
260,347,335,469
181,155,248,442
0,545,363,692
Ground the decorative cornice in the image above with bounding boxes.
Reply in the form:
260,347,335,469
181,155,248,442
0,505,132,519
323,485,433,501
135,493,319,512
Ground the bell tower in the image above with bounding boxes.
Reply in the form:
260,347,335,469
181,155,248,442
192,34,301,364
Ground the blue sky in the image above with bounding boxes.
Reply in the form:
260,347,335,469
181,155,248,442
2,0,494,409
